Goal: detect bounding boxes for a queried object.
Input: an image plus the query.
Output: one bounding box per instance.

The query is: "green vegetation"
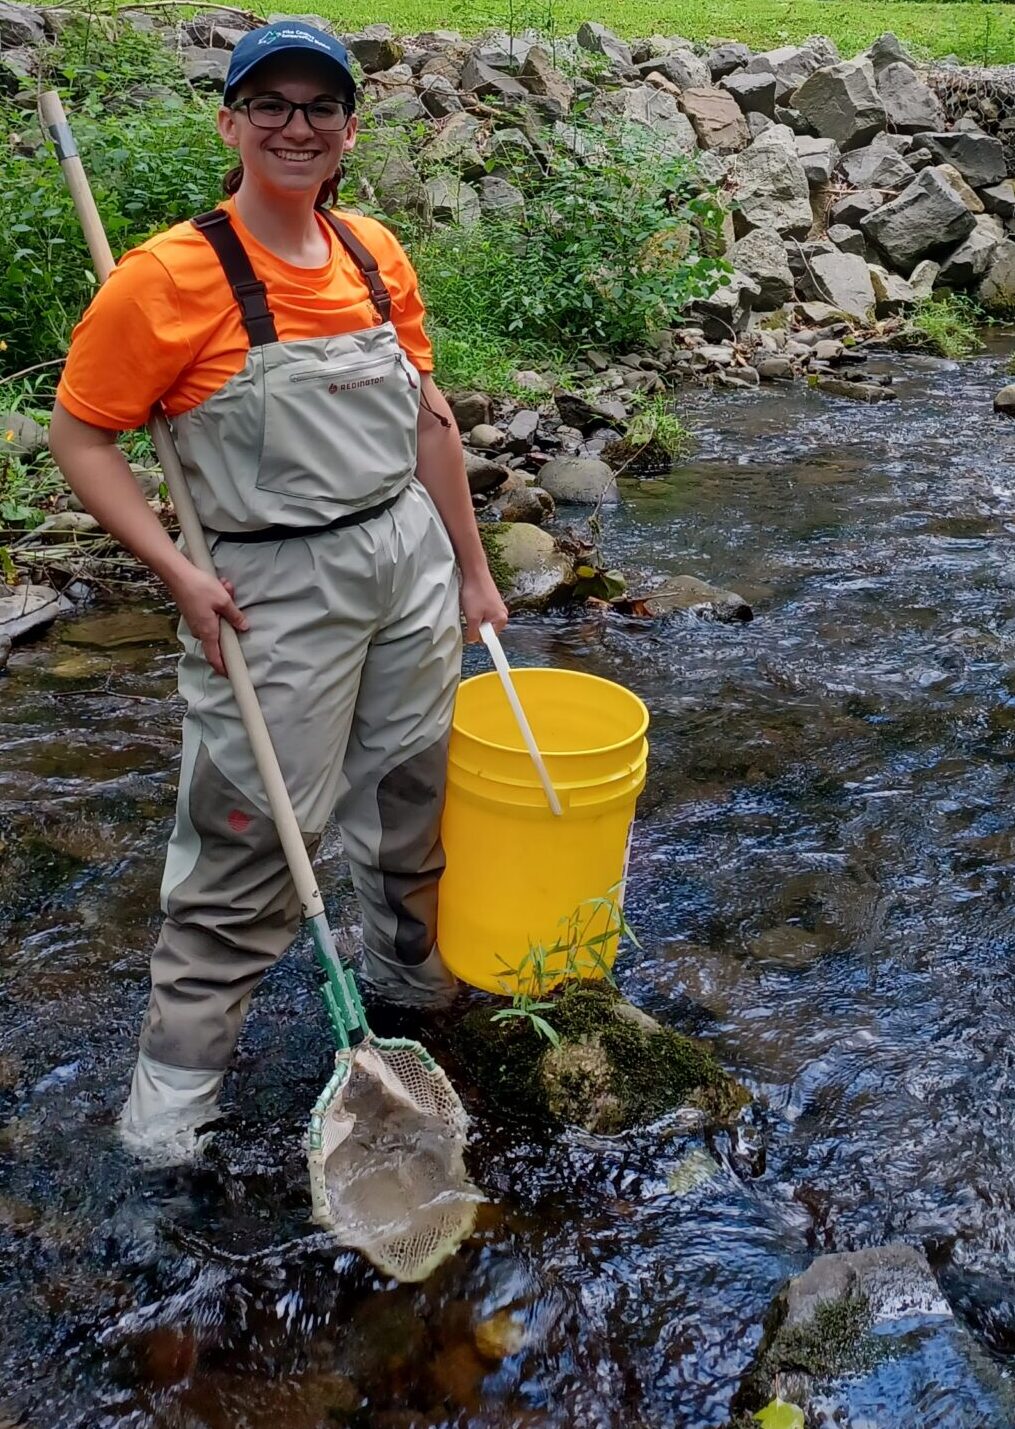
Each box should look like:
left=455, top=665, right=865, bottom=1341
left=734, top=1292, right=889, bottom=1417
left=2, top=16, right=728, bottom=388
left=898, top=294, right=985, bottom=357
left=772, top=1295, right=881, bottom=1381
left=605, top=392, right=693, bottom=472
left=406, top=117, right=729, bottom=392
left=0, top=377, right=63, bottom=537
left=1, top=19, right=226, bottom=371
left=282, top=0, right=1015, bottom=66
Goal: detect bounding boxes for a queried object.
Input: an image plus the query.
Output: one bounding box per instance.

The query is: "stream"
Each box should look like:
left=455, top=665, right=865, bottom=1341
left=3, top=341, right=1015, bottom=1426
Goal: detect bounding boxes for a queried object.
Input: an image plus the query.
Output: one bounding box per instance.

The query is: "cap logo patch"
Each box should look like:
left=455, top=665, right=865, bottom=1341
left=256, top=27, right=333, bottom=51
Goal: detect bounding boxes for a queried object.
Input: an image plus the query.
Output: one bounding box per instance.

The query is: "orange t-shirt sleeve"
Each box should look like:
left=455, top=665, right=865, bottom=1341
left=57, top=249, right=196, bottom=431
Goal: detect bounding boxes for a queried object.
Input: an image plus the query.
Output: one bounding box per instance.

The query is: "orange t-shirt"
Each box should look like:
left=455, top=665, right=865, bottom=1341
left=57, top=199, right=433, bottom=431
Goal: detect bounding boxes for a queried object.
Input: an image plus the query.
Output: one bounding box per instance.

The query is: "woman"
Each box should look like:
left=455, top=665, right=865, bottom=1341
left=49, top=22, right=508, bottom=1154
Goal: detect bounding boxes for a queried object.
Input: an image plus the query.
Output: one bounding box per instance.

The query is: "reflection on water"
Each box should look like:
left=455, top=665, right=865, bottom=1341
left=3, top=343, right=1015, bottom=1425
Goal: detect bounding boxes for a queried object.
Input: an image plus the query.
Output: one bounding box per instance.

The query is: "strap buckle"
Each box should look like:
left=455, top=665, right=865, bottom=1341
left=233, top=278, right=271, bottom=325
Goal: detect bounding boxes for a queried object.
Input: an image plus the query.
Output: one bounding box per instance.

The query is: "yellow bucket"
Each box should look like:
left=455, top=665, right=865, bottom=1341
left=438, top=667, right=649, bottom=994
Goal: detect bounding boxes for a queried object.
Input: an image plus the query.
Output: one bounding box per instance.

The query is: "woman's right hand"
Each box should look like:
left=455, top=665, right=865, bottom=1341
left=167, top=563, right=249, bottom=676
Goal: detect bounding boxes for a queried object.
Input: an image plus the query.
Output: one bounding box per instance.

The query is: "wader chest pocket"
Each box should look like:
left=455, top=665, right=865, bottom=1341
left=258, top=347, right=419, bottom=508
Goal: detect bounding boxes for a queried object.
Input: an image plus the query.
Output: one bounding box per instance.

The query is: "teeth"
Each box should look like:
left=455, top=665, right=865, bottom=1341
left=273, top=151, right=318, bottom=161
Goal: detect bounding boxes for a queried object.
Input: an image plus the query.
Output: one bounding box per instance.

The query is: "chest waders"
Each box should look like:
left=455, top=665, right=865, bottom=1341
left=123, top=208, right=463, bottom=1156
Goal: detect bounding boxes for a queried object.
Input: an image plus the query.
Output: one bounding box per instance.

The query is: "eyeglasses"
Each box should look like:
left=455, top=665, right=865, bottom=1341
left=231, top=96, right=353, bottom=132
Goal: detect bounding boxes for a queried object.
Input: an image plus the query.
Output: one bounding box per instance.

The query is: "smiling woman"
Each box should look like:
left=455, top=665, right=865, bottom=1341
left=46, top=22, right=507, bottom=1161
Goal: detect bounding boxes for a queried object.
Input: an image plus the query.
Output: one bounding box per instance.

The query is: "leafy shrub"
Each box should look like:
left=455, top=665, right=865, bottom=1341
left=409, top=117, right=730, bottom=372
left=1, top=20, right=226, bottom=371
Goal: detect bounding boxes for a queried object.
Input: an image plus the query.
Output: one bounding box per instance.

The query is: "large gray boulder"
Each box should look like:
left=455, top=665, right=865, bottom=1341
left=745, top=44, right=830, bottom=102
left=828, top=223, right=867, bottom=256
left=422, top=111, right=484, bottom=173
left=576, top=21, right=632, bottom=68
left=538, top=456, right=617, bottom=505
left=459, top=53, right=529, bottom=101
left=937, top=162, right=985, bottom=214
left=0, top=0, right=44, bottom=45
left=863, top=31, right=916, bottom=73
left=615, top=85, right=696, bottom=152
left=861, top=167, right=977, bottom=273
left=519, top=45, right=573, bottom=114
left=476, top=174, right=525, bottom=220
left=732, top=1244, right=1015, bottom=1428
left=181, top=47, right=231, bottom=89
left=796, top=250, right=876, bottom=321
left=938, top=214, right=1004, bottom=286
left=839, top=142, right=915, bottom=190
left=356, top=136, right=429, bottom=221
left=831, top=188, right=882, bottom=227
left=0, top=583, right=75, bottom=644
left=638, top=48, right=710, bottom=91
left=731, top=227, right=794, bottom=308
left=796, top=135, right=839, bottom=185
left=912, top=130, right=1006, bottom=190
left=0, top=411, right=47, bottom=459
left=721, top=70, right=777, bottom=118
left=485, top=523, right=575, bottom=612
left=794, top=60, right=886, bottom=152
left=876, top=61, right=944, bottom=133
left=679, top=87, right=750, bottom=152
left=707, top=41, right=752, bottom=79
left=981, top=179, right=1015, bottom=219
left=424, top=175, right=480, bottom=226
left=693, top=269, right=762, bottom=337
left=732, top=126, right=813, bottom=238
left=979, top=239, right=1015, bottom=313
left=347, top=26, right=404, bottom=73
left=869, top=263, right=917, bottom=314
left=485, top=127, right=541, bottom=184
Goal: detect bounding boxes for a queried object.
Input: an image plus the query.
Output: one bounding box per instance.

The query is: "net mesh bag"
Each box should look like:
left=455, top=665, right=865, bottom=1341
left=307, top=1040, right=479, bottom=1282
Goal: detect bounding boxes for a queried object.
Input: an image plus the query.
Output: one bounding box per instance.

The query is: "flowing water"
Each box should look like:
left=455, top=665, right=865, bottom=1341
left=4, top=343, right=1015, bottom=1426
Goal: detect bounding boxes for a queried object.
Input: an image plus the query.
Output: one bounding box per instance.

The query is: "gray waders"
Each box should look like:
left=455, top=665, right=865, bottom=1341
left=123, top=209, right=462, bottom=1153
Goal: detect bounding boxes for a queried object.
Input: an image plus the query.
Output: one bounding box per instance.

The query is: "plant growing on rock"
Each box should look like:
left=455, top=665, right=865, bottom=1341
left=454, top=893, right=748, bottom=1133
left=894, top=294, right=984, bottom=359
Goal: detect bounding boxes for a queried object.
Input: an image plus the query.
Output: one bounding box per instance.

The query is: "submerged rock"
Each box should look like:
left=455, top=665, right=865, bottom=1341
left=643, top=574, right=754, bottom=624
left=731, top=1244, right=1015, bottom=1428
left=61, top=611, right=176, bottom=649
left=454, top=980, right=749, bottom=1134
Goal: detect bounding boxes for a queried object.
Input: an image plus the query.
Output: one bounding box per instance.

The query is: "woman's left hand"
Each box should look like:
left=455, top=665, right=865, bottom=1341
left=460, top=570, right=509, bottom=643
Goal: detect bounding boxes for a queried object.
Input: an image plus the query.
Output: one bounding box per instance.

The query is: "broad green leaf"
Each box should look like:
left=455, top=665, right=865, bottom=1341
left=754, top=1399, right=805, bottom=1429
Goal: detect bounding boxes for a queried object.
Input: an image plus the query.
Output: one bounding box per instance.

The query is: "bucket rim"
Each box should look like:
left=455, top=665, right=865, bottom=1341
left=453, top=667, right=650, bottom=759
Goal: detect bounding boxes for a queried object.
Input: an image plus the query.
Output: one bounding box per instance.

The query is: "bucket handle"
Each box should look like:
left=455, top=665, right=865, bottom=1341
left=479, top=622, right=563, bottom=817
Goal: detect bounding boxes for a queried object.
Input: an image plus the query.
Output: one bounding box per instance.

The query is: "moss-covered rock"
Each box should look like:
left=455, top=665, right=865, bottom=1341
left=730, top=1243, right=1015, bottom=1427
left=453, top=980, right=748, bottom=1133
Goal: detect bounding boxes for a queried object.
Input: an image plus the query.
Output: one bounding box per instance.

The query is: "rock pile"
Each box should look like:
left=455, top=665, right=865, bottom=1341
left=6, top=4, right=1015, bottom=626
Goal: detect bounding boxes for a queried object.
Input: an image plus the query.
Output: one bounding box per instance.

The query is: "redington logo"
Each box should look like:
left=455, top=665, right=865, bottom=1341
left=327, top=376, right=385, bottom=394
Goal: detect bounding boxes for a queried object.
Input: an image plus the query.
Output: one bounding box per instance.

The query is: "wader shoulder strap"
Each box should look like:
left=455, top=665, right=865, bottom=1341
left=320, top=211, right=393, bottom=324
left=191, top=208, right=279, bottom=347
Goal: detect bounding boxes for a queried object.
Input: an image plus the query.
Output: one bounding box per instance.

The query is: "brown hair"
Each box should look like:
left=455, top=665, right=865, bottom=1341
left=222, top=164, right=341, bottom=209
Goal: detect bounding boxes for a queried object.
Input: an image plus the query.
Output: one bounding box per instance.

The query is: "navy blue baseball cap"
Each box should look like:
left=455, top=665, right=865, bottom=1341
left=224, top=23, right=356, bottom=104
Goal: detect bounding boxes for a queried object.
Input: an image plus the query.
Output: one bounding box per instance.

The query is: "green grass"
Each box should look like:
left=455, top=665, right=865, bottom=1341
left=273, top=0, right=1015, bottom=66
left=902, top=294, right=985, bottom=356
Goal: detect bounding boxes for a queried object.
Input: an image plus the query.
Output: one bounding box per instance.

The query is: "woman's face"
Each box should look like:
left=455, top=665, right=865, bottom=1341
left=218, top=53, right=357, bottom=200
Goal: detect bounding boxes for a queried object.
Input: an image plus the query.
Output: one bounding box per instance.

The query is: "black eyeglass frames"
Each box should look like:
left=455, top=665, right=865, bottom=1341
left=231, top=96, right=353, bottom=132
